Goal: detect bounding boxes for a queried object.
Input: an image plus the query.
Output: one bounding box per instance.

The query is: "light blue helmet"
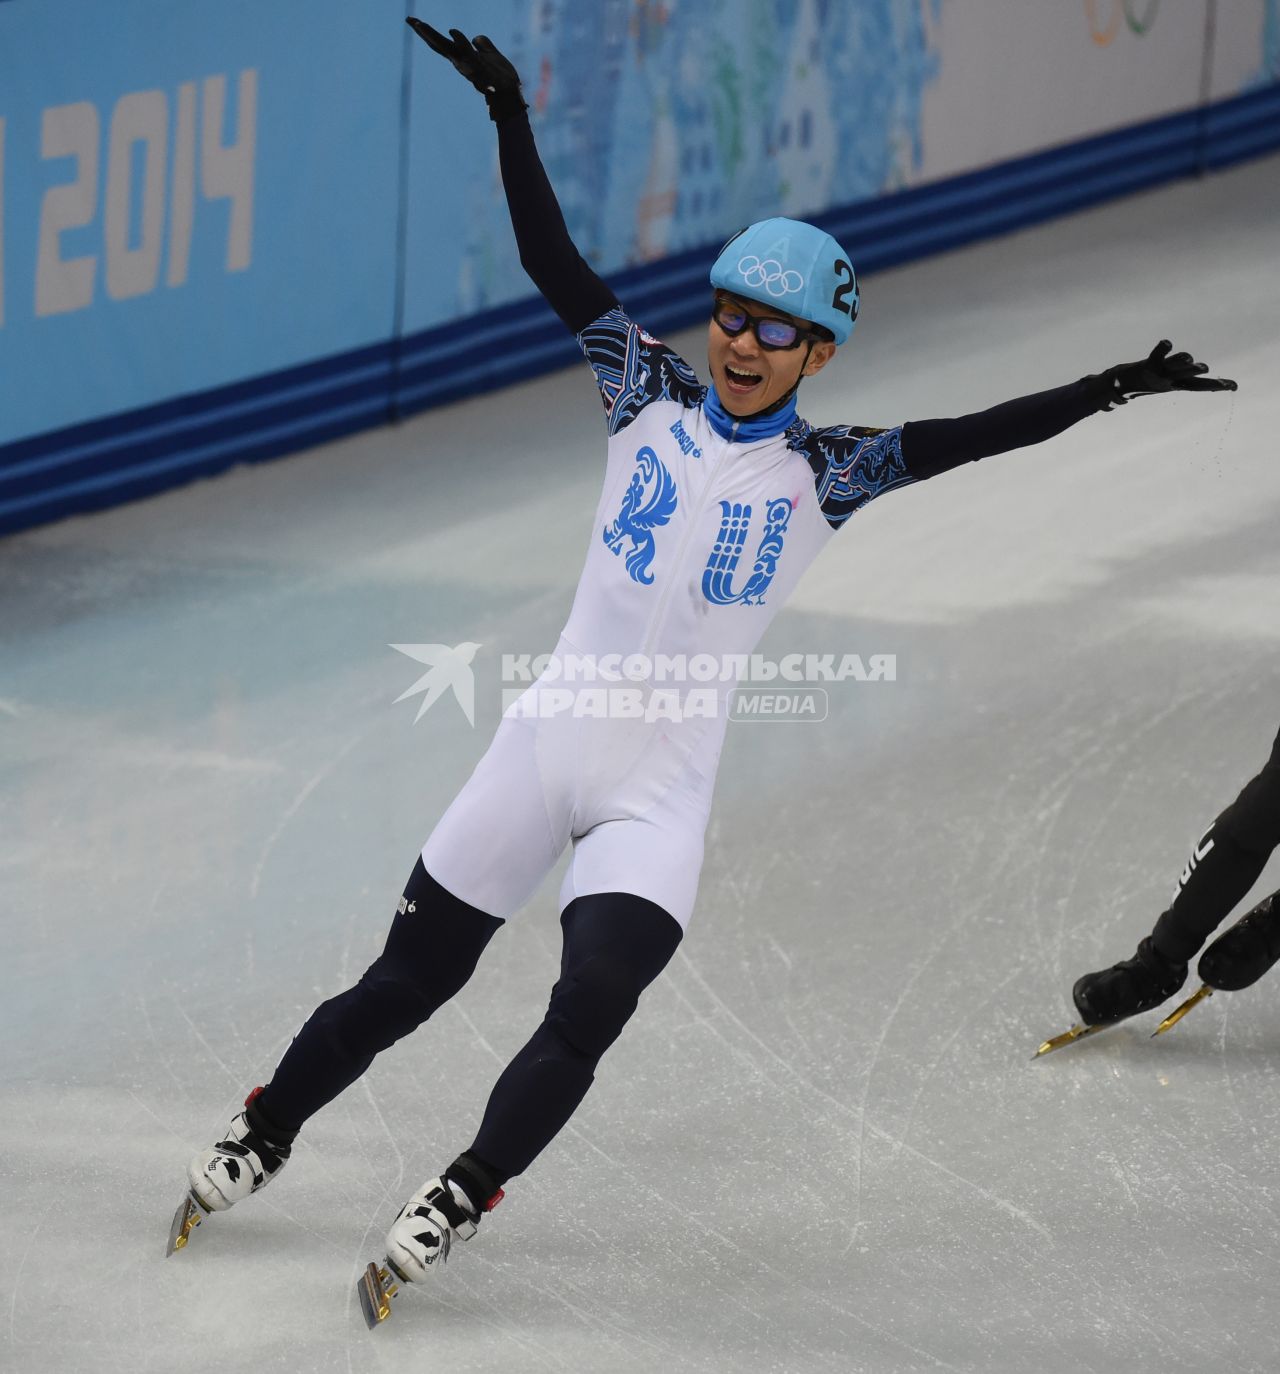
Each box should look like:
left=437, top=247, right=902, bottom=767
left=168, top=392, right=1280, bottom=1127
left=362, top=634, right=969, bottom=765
left=709, top=217, right=859, bottom=345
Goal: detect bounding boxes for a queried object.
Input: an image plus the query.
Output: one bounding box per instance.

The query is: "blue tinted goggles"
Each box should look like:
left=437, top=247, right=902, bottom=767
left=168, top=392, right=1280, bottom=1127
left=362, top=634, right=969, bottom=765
left=712, top=294, right=825, bottom=351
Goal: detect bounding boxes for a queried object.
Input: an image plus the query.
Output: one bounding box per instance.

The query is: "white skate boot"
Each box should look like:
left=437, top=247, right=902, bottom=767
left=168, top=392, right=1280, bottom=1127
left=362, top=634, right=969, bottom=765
left=386, top=1177, right=481, bottom=1279
left=166, top=1086, right=295, bottom=1255
left=358, top=1153, right=504, bottom=1326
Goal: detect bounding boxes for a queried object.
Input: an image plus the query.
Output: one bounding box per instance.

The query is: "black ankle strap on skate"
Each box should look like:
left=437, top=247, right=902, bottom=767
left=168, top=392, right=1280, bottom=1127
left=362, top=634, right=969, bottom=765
left=227, top=1124, right=288, bottom=1177
left=244, top=1085, right=298, bottom=1153
left=445, top=1151, right=506, bottom=1214
left=426, top=1181, right=478, bottom=1237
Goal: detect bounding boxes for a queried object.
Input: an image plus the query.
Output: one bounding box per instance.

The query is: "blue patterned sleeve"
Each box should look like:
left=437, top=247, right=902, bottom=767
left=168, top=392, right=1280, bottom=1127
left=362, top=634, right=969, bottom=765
left=576, top=308, right=706, bottom=437
left=788, top=422, right=915, bottom=530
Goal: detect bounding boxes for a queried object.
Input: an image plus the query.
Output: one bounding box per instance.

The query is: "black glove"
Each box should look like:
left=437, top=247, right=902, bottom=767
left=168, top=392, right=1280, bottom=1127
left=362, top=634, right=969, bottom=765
left=1092, top=340, right=1237, bottom=409
left=406, top=18, right=528, bottom=123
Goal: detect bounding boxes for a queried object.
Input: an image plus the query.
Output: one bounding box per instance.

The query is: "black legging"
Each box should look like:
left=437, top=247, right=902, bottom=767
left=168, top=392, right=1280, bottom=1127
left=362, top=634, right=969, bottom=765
left=1151, top=723, right=1280, bottom=964
left=257, top=858, right=681, bottom=1187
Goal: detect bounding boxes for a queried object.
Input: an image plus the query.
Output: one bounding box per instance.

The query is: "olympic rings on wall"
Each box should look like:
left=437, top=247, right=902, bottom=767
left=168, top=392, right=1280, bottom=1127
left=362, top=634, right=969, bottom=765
left=1085, top=0, right=1162, bottom=47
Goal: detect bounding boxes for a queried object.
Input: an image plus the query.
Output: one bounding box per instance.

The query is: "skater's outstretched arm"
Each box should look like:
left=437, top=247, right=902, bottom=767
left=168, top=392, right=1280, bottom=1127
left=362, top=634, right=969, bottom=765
left=901, top=341, right=1236, bottom=480
left=407, top=19, right=618, bottom=334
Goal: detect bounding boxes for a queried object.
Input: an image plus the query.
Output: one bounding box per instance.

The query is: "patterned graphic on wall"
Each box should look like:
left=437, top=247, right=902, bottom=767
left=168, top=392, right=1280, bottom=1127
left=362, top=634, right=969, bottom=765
left=450, top=0, right=943, bottom=325
left=1264, top=0, right=1280, bottom=81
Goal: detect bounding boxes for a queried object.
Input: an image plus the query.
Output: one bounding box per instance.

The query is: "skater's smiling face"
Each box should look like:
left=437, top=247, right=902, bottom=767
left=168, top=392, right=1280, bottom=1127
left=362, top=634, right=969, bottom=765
left=708, top=292, right=837, bottom=417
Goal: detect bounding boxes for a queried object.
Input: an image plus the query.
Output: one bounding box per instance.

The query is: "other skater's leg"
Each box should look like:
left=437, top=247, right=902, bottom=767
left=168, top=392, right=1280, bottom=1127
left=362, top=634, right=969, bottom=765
left=1152, top=881, right=1280, bottom=1035
left=1071, top=727, right=1280, bottom=1029
left=1149, top=727, right=1280, bottom=963
left=1196, top=886, right=1280, bottom=990
left=384, top=891, right=682, bottom=1282
left=1070, top=819, right=1263, bottom=1030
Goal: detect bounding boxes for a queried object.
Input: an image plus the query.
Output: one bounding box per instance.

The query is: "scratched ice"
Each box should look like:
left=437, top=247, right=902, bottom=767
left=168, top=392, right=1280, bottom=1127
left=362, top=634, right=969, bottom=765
left=2, top=155, right=1278, bottom=1373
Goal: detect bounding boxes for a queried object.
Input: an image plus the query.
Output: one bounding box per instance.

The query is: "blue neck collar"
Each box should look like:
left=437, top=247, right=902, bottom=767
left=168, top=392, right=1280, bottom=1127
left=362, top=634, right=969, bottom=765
left=703, top=384, right=798, bottom=442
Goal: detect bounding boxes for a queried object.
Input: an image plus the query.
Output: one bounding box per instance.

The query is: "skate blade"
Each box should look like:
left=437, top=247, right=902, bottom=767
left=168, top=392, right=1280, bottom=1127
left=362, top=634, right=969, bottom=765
left=1034, top=1022, right=1107, bottom=1059
left=1152, top=984, right=1213, bottom=1037
left=165, top=1192, right=207, bottom=1257
left=358, top=1261, right=400, bottom=1328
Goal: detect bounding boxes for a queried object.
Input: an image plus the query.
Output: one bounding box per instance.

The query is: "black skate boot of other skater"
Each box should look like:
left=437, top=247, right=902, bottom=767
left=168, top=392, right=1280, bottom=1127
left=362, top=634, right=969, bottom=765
left=1037, top=936, right=1190, bottom=1056
left=1155, top=891, right=1280, bottom=1035
left=1198, top=892, right=1280, bottom=991
left=1073, top=937, right=1188, bottom=1027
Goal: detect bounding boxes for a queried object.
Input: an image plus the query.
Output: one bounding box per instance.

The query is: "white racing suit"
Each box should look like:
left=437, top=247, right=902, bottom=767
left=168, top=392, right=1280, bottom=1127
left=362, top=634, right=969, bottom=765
left=423, top=308, right=912, bottom=928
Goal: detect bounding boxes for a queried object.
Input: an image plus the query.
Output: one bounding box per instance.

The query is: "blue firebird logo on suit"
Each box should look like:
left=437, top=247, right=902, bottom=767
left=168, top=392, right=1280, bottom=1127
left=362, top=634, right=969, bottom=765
left=603, top=446, right=678, bottom=585
left=703, top=497, right=793, bottom=606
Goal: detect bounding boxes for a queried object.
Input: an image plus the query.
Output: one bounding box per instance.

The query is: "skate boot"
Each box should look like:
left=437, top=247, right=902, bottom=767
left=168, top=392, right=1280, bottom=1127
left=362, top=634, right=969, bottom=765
left=1155, top=890, right=1280, bottom=1035
left=358, top=1152, right=504, bottom=1327
left=1072, top=936, right=1188, bottom=1027
left=1037, top=937, right=1187, bottom=1057
left=166, top=1086, right=296, bottom=1255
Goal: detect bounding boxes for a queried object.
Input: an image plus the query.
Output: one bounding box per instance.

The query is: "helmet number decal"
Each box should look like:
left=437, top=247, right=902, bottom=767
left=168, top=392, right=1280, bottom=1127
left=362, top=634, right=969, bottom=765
left=830, top=259, right=857, bottom=318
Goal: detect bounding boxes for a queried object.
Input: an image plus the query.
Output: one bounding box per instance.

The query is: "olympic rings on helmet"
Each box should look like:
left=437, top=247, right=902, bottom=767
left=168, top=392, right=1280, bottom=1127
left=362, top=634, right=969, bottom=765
left=736, top=255, right=805, bottom=298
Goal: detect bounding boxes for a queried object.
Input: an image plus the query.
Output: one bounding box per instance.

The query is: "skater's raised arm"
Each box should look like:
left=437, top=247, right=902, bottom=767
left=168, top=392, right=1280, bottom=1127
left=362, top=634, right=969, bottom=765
left=495, top=114, right=619, bottom=332
left=407, top=19, right=618, bottom=334
left=901, top=340, right=1236, bottom=480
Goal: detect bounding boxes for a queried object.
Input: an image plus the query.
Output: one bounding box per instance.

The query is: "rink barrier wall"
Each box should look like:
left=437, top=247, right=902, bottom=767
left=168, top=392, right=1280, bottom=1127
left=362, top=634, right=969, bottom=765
left=2, top=83, right=1278, bottom=538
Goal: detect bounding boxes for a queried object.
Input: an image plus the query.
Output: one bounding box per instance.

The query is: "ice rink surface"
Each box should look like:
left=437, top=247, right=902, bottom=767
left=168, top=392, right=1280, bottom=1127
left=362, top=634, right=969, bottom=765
left=3, top=153, right=1278, bottom=1374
